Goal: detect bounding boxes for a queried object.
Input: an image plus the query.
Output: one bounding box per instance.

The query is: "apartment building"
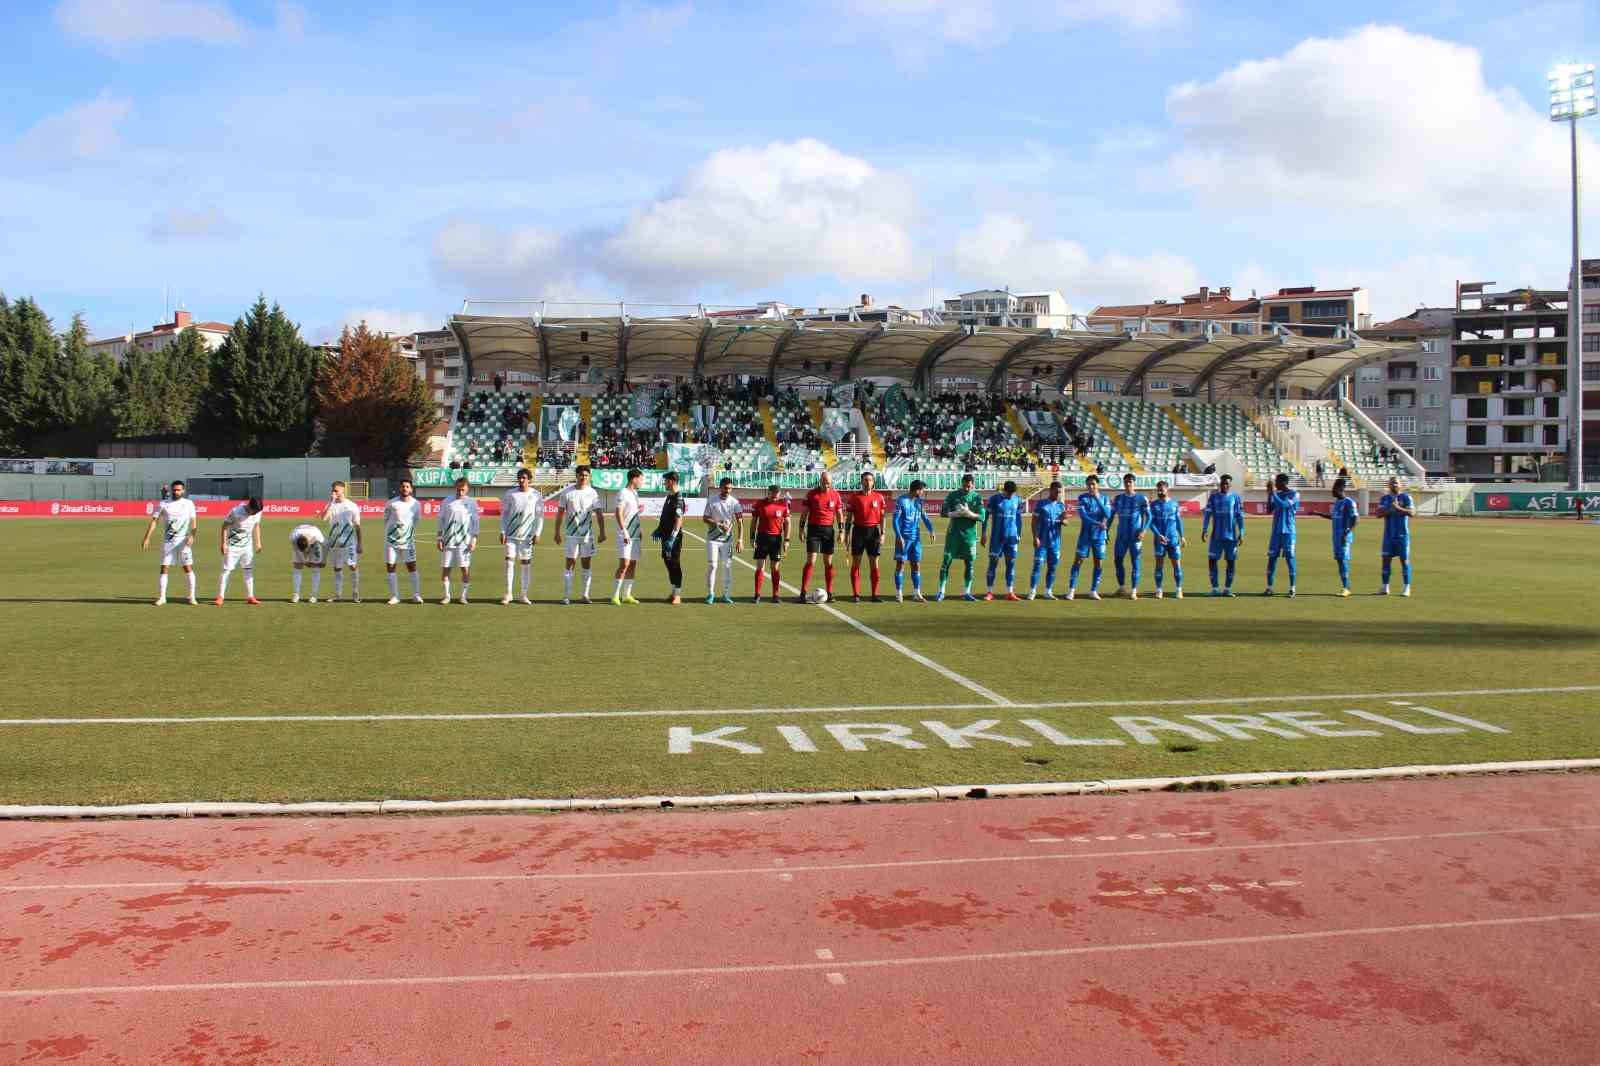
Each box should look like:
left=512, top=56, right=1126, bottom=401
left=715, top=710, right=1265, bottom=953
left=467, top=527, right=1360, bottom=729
left=1258, top=286, right=1371, bottom=336
left=414, top=328, right=464, bottom=424
left=1582, top=258, right=1599, bottom=481
left=944, top=288, right=1072, bottom=329
left=88, top=310, right=231, bottom=363
left=1354, top=309, right=1453, bottom=475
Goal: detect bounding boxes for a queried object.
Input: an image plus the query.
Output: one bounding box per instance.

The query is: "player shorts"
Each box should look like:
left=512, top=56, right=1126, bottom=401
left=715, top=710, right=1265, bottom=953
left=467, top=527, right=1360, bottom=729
left=805, top=524, right=836, bottom=555
left=988, top=537, right=1019, bottom=560
left=617, top=536, right=641, bottom=562
left=1268, top=533, right=1296, bottom=556
left=329, top=545, right=358, bottom=568
left=1381, top=535, right=1410, bottom=560
left=160, top=540, right=193, bottom=568
left=1153, top=539, right=1181, bottom=560
left=850, top=526, right=882, bottom=558
left=563, top=534, right=596, bottom=560
left=1332, top=533, right=1353, bottom=562
left=222, top=546, right=254, bottom=571
left=1114, top=535, right=1143, bottom=556
left=441, top=547, right=473, bottom=569
left=753, top=532, right=785, bottom=562
left=386, top=544, right=416, bottom=566
left=1074, top=532, right=1106, bottom=559
left=943, top=535, right=978, bottom=563
left=706, top=539, right=735, bottom=567
left=503, top=537, right=535, bottom=562
left=894, top=536, right=923, bottom=563
left=291, top=541, right=325, bottom=566
left=1207, top=539, right=1239, bottom=562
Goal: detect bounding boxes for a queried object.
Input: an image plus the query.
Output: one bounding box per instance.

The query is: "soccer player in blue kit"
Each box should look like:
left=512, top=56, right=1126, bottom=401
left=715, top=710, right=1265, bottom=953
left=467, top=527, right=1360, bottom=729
left=981, top=480, right=1024, bottom=601
left=1148, top=479, right=1185, bottom=600
left=892, top=479, right=935, bottom=603
left=1027, top=481, right=1067, bottom=601
left=1377, top=475, right=1414, bottom=597
left=1321, top=476, right=1359, bottom=597
left=1264, top=472, right=1300, bottom=598
left=1066, top=474, right=1111, bottom=601
left=1201, top=472, right=1244, bottom=597
left=1110, top=472, right=1151, bottom=599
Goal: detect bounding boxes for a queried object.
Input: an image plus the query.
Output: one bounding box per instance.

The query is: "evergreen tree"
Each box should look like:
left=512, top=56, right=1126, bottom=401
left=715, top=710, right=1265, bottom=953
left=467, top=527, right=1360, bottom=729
left=0, top=296, right=58, bottom=455
left=114, top=326, right=210, bottom=438
left=195, top=296, right=321, bottom=456
left=47, top=313, right=118, bottom=452
left=316, top=322, right=433, bottom=466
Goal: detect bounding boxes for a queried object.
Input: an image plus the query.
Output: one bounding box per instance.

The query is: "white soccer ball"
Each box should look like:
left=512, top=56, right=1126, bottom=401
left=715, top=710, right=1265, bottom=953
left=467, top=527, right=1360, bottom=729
left=808, top=588, right=829, bottom=605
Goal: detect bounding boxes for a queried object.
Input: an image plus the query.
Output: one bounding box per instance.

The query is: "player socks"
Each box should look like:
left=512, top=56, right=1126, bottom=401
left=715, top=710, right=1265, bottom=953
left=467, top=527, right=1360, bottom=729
left=351, top=569, right=359, bottom=599
left=335, top=570, right=344, bottom=598
left=1224, top=560, right=1236, bottom=590
left=936, top=560, right=949, bottom=596
left=1068, top=558, right=1082, bottom=590
left=770, top=566, right=780, bottom=593
left=1029, top=557, right=1042, bottom=592
left=1003, top=557, right=1016, bottom=591
left=1209, top=559, right=1219, bottom=590
left=521, top=563, right=532, bottom=597
left=1337, top=559, right=1350, bottom=588
left=409, top=571, right=420, bottom=598
left=1090, top=562, right=1103, bottom=593
left=962, top=561, right=973, bottom=595
left=1266, top=553, right=1278, bottom=588
left=158, top=573, right=169, bottom=600
left=614, top=577, right=626, bottom=600
left=824, top=563, right=835, bottom=596
left=293, top=570, right=303, bottom=597
left=801, top=561, right=814, bottom=595
left=911, top=570, right=922, bottom=595
left=870, top=563, right=880, bottom=598
left=311, top=570, right=321, bottom=597
left=1045, top=557, right=1057, bottom=594
left=894, top=569, right=903, bottom=593
left=1402, top=562, right=1412, bottom=586
left=442, top=576, right=451, bottom=599
left=563, top=571, right=574, bottom=599
left=1286, top=555, right=1297, bottom=586
left=583, top=571, right=594, bottom=599
left=1381, top=559, right=1392, bottom=585
left=1172, top=563, right=1182, bottom=589
left=243, top=569, right=254, bottom=599
left=186, top=571, right=196, bottom=600
left=387, top=572, right=398, bottom=598
left=507, top=560, right=517, bottom=596
left=851, top=564, right=861, bottom=597
left=1130, top=553, right=1141, bottom=589
left=755, top=570, right=765, bottom=598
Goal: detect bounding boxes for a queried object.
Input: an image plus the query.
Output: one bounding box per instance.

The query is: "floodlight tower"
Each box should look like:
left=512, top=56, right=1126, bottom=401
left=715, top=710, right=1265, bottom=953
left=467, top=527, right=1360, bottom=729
left=1550, top=63, right=1595, bottom=490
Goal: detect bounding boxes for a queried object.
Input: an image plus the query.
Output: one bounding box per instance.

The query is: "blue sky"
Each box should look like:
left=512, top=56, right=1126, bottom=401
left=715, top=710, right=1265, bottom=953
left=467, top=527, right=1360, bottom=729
left=3, top=0, right=1597, bottom=342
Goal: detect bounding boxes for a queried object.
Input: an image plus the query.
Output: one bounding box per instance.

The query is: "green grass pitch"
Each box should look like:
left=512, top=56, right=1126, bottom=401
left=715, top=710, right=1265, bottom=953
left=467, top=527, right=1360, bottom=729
left=0, top=515, right=1596, bottom=806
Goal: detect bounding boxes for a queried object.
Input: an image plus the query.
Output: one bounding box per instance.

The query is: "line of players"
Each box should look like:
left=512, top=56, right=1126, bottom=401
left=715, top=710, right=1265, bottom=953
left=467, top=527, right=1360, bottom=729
left=141, top=466, right=1417, bottom=606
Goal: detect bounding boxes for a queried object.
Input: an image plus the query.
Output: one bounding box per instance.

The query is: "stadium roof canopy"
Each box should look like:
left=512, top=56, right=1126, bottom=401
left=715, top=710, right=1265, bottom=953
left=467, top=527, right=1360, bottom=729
left=449, top=303, right=1419, bottom=399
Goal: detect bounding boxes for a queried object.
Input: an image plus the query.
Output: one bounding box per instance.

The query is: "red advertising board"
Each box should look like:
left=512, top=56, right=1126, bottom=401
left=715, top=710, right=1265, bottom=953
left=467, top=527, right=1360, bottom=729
left=0, top=499, right=528, bottom=518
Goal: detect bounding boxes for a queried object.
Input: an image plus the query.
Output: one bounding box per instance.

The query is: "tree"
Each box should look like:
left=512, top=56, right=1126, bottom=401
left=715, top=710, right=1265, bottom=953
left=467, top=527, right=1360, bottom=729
left=113, top=327, right=210, bottom=439
left=195, top=296, right=321, bottom=456
left=44, top=313, right=118, bottom=453
left=0, top=295, right=58, bottom=455
left=316, top=321, right=433, bottom=466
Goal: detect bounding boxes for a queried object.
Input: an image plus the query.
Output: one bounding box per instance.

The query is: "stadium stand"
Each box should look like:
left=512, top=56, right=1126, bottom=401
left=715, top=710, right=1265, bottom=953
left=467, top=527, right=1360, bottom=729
left=1290, top=403, right=1411, bottom=482
left=1174, top=401, right=1287, bottom=481
left=771, top=390, right=823, bottom=470
left=873, top=392, right=1034, bottom=475
left=1057, top=398, right=1123, bottom=473
left=1099, top=399, right=1195, bottom=475
left=448, top=389, right=532, bottom=466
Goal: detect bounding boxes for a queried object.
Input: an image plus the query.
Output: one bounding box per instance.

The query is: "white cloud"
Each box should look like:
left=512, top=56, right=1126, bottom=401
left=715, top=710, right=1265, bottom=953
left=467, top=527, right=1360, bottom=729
left=842, top=0, right=1181, bottom=46
left=948, top=214, right=1201, bottom=311
left=145, top=207, right=242, bottom=244
left=1165, top=25, right=1595, bottom=219
left=56, top=0, right=246, bottom=46
left=15, top=92, right=132, bottom=161
left=598, top=139, right=919, bottom=289
left=431, top=220, right=567, bottom=294
left=337, top=309, right=439, bottom=340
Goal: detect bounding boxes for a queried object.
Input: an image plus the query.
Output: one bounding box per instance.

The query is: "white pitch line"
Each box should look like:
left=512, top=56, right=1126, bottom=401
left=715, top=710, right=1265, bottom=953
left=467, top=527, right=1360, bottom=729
left=4, top=911, right=1596, bottom=999
left=4, top=823, right=1596, bottom=895
left=683, top=529, right=1011, bottom=706
left=2, top=684, right=1597, bottom=727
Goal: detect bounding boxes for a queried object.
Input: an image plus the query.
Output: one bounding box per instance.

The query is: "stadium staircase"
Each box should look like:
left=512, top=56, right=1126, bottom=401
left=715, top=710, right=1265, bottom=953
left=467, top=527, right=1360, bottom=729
left=1287, top=402, right=1412, bottom=483
left=1058, top=398, right=1125, bottom=472
left=522, top=395, right=543, bottom=466
left=1161, top=405, right=1206, bottom=471
left=1245, top=406, right=1313, bottom=483
left=1003, top=404, right=1046, bottom=470
left=1173, top=402, right=1287, bottom=484
left=806, top=397, right=838, bottom=466
left=1088, top=403, right=1145, bottom=474
left=857, top=405, right=888, bottom=469
left=576, top=396, right=592, bottom=465
left=757, top=399, right=781, bottom=450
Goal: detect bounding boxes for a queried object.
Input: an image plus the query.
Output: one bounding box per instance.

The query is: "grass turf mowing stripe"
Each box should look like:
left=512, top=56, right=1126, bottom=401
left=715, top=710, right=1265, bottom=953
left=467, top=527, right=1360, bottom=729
left=4, top=684, right=1596, bottom=726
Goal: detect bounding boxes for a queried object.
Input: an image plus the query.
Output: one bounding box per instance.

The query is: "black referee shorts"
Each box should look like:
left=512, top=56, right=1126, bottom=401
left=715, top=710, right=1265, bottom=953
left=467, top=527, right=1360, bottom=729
left=805, top=524, right=836, bottom=556
left=753, top=532, right=786, bottom=561
left=849, top=526, right=882, bottom=558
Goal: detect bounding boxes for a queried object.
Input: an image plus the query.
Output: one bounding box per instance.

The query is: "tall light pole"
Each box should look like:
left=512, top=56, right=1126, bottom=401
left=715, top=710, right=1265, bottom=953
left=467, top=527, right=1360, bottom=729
left=1550, top=63, right=1595, bottom=490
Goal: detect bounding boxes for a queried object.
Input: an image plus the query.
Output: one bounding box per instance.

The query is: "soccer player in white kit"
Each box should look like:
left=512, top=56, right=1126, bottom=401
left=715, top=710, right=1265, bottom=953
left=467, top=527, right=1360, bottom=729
left=321, top=480, right=363, bottom=603
left=288, top=522, right=325, bottom=603
left=215, top=497, right=264, bottom=605
left=611, top=467, right=645, bottom=606
left=141, top=479, right=199, bottom=605
left=384, top=478, right=425, bottom=605
left=555, top=465, right=607, bottom=605
left=500, top=467, right=545, bottom=605
left=436, top=477, right=481, bottom=604
left=703, top=477, right=743, bottom=605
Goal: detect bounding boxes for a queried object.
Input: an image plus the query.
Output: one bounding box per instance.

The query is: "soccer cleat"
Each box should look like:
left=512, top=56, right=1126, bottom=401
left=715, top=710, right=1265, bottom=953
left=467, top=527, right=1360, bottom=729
left=1287, top=588, right=1297, bottom=599
left=610, top=595, right=623, bottom=606
left=412, top=595, right=424, bottom=605
left=1129, top=589, right=1138, bottom=601
left=1401, top=586, right=1411, bottom=598
left=187, top=597, right=199, bottom=605
left=1224, top=589, right=1236, bottom=598
left=770, top=596, right=782, bottom=604
left=246, top=597, right=261, bottom=605
left=331, top=595, right=341, bottom=604
left=353, top=597, right=361, bottom=604
left=1044, top=591, right=1056, bottom=600
left=795, top=594, right=810, bottom=604
left=291, top=594, right=300, bottom=604
left=1004, top=592, right=1021, bottom=602
left=1065, top=588, right=1075, bottom=601
left=984, top=592, right=995, bottom=602
left=439, top=596, right=451, bottom=605
left=1263, top=588, right=1274, bottom=597
left=458, top=595, right=469, bottom=605
left=1210, top=588, right=1221, bottom=597
left=706, top=594, right=716, bottom=605
left=670, top=595, right=682, bottom=605
left=153, top=597, right=166, bottom=606
left=309, top=596, right=318, bottom=604
left=1174, top=588, right=1183, bottom=599
left=754, top=595, right=764, bottom=605
left=1089, top=591, right=1101, bottom=601
left=852, top=595, right=860, bottom=604
left=962, top=593, right=977, bottom=602
left=913, top=592, right=927, bottom=603
left=213, top=596, right=225, bottom=606
left=561, top=597, right=571, bottom=605
left=896, top=591, right=904, bottom=603
left=1115, top=586, right=1127, bottom=598
left=934, top=590, right=946, bottom=602
left=520, top=596, right=533, bottom=605
left=1027, top=590, right=1037, bottom=601
left=720, top=594, right=736, bottom=605
left=871, top=595, right=882, bottom=603
left=624, top=595, right=641, bottom=605
left=1339, top=588, right=1351, bottom=598
left=1154, top=589, right=1163, bottom=600
left=1379, top=585, right=1390, bottom=596
left=503, top=595, right=514, bottom=605
left=387, top=596, right=400, bottom=605
left=582, top=596, right=592, bottom=605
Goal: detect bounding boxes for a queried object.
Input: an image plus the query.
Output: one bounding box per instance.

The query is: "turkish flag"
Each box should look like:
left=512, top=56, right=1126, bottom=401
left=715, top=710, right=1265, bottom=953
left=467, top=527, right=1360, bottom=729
left=1485, top=494, right=1510, bottom=510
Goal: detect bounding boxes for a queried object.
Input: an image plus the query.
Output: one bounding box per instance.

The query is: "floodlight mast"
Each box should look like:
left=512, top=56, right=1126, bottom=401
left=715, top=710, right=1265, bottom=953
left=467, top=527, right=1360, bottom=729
left=1550, top=63, right=1596, bottom=490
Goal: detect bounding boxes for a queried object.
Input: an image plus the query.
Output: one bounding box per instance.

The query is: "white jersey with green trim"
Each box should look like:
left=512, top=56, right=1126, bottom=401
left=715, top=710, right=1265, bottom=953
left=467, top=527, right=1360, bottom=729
left=384, top=497, right=423, bottom=549
left=558, top=485, right=601, bottom=540
left=616, top=487, right=642, bottom=542
left=500, top=488, right=546, bottom=542
left=289, top=523, right=324, bottom=547
left=704, top=496, right=742, bottom=542
left=324, top=499, right=361, bottom=549
left=155, top=498, right=197, bottom=544
left=221, top=504, right=260, bottom=549
left=437, top=496, right=481, bottom=548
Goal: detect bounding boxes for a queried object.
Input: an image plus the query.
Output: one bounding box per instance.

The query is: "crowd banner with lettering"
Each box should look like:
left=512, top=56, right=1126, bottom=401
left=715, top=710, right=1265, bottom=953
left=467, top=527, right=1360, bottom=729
left=953, top=419, right=975, bottom=455
left=1023, top=410, right=1063, bottom=442
left=0, top=458, right=114, bottom=475
left=832, top=383, right=856, bottom=410
left=1474, top=490, right=1600, bottom=514
left=820, top=408, right=852, bottom=444
left=540, top=405, right=579, bottom=443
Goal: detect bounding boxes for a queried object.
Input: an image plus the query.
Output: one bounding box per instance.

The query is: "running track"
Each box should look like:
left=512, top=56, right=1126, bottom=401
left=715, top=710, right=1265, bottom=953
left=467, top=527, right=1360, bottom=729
left=2, top=775, right=1597, bottom=1064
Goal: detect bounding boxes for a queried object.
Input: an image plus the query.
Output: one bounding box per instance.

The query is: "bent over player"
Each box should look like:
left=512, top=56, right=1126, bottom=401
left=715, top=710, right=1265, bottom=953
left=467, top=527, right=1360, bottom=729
left=289, top=520, right=325, bottom=603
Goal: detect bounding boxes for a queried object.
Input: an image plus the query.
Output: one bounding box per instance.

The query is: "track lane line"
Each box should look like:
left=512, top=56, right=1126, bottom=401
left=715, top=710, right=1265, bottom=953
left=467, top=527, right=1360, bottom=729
left=6, top=822, right=1597, bottom=894
left=2, top=683, right=1595, bottom=727
left=5, top=911, right=1596, bottom=999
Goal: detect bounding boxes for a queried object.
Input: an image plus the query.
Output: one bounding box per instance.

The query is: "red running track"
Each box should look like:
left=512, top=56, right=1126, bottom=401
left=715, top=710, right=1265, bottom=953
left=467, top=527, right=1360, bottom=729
left=2, top=775, right=1598, bottom=1065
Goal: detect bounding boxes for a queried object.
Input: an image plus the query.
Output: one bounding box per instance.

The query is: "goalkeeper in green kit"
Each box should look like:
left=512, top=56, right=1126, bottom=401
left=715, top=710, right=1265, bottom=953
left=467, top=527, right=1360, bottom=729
left=937, top=473, right=985, bottom=602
